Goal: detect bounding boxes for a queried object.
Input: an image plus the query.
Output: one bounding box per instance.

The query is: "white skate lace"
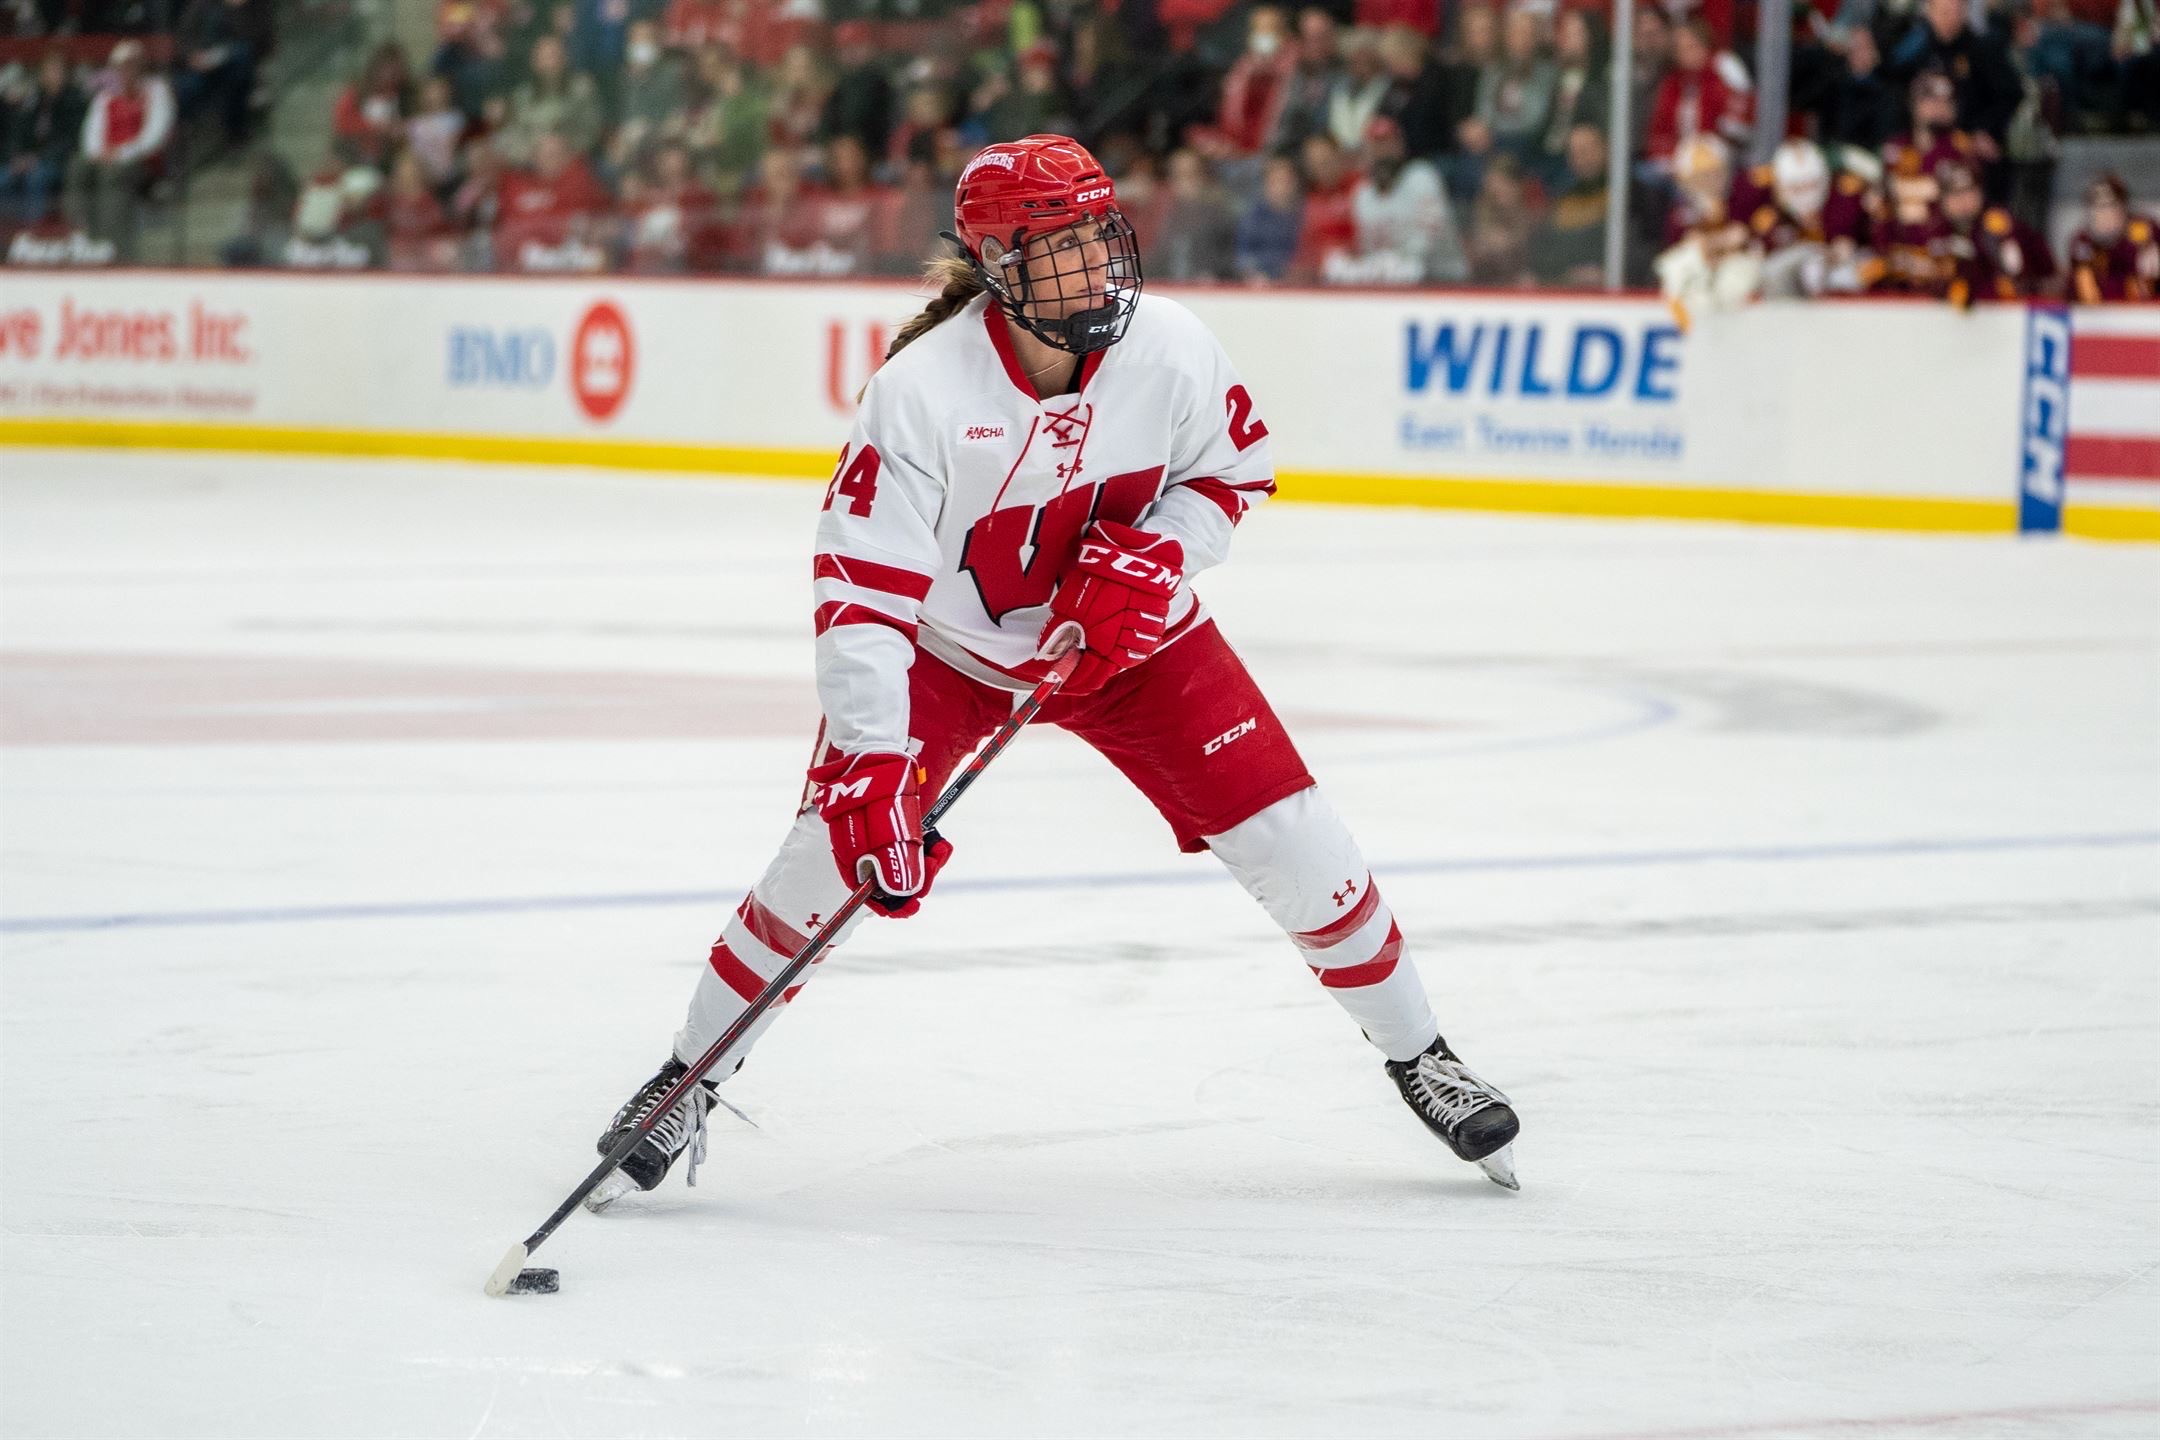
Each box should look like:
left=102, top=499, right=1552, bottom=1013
left=1408, top=1055, right=1510, bottom=1131
left=625, top=1071, right=715, bottom=1187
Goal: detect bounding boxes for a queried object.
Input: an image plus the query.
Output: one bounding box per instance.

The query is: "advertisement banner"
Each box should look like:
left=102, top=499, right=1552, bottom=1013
left=0, top=271, right=2147, bottom=539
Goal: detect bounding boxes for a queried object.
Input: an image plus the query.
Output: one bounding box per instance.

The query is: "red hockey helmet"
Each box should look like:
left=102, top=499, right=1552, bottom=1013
left=949, top=134, right=1143, bottom=355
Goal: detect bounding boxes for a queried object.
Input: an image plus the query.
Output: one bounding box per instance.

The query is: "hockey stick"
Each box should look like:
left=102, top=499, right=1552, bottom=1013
left=485, top=649, right=1080, bottom=1296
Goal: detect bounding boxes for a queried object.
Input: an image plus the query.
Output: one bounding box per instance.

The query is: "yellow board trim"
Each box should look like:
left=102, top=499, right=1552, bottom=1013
left=3, top=417, right=2154, bottom=542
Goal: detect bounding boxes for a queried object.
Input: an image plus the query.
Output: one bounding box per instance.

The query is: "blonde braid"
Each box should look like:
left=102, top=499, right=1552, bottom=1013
left=884, top=254, right=987, bottom=361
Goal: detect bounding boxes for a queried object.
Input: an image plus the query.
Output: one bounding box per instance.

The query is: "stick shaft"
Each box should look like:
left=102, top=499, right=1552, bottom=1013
left=516, top=652, right=1077, bottom=1255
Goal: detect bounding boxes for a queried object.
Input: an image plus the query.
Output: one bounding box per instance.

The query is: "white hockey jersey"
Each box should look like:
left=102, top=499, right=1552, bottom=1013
left=810, top=291, right=1278, bottom=755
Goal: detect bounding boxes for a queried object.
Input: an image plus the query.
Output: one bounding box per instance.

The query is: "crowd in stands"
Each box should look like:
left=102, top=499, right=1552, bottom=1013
left=1, top=0, right=273, bottom=258
left=1, top=0, right=2155, bottom=297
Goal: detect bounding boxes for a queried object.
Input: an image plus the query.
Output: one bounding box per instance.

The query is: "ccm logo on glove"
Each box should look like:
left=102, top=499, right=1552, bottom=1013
left=807, top=751, right=952, bottom=918
left=1038, top=520, right=1185, bottom=697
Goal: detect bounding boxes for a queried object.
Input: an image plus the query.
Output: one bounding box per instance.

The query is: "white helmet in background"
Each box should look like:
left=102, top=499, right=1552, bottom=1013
left=1772, top=140, right=1831, bottom=221
left=1673, top=134, right=1732, bottom=204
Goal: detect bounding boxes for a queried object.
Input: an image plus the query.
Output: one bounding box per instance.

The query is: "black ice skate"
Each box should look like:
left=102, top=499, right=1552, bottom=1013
left=584, top=1057, right=718, bottom=1214
left=1385, top=1035, right=1521, bottom=1191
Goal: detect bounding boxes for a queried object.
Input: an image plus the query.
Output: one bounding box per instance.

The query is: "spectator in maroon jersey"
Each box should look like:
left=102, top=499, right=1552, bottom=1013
left=1290, top=129, right=1358, bottom=280
left=331, top=41, right=410, bottom=169
left=1871, top=148, right=1952, bottom=293
left=1645, top=18, right=1751, bottom=167
left=1880, top=69, right=1985, bottom=184
left=383, top=147, right=459, bottom=270
left=80, top=40, right=176, bottom=261
left=2067, top=174, right=2160, bottom=302
left=1935, top=159, right=2056, bottom=304
left=1216, top=5, right=1297, bottom=157
left=494, top=127, right=612, bottom=268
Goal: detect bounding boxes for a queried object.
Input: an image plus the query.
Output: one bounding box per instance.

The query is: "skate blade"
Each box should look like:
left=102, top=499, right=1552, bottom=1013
left=584, top=1168, right=638, bottom=1215
left=1477, top=1143, right=1520, bottom=1192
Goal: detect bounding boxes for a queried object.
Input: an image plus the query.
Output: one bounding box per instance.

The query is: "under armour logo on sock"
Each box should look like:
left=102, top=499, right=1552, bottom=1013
left=1331, top=878, right=1359, bottom=907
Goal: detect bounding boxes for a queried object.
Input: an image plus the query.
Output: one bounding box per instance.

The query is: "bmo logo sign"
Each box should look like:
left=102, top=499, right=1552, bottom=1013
left=569, top=300, right=634, bottom=422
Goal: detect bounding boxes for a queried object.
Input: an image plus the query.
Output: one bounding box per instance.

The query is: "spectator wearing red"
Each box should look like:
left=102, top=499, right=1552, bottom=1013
left=1216, top=5, right=1297, bottom=155
left=1935, top=160, right=2055, bottom=304
left=625, top=139, right=722, bottom=271
left=1355, top=0, right=1437, bottom=36
left=1880, top=67, right=1987, bottom=183
left=1645, top=18, right=1752, bottom=166
left=813, top=133, right=887, bottom=272
left=2067, top=174, right=2159, bottom=302
left=80, top=40, right=176, bottom=261
left=1269, top=6, right=1347, bottom=151
left=662, top=0, right=731, bottom=51
left=494, top=128, right=612, bottom=269
left=332, top=42, right=411, bottom=169
left=731, top=143, right=831, bottom=274
left=1290, top=130, right=1360, bottom=280
left=383, top=148, right=458, bottom=270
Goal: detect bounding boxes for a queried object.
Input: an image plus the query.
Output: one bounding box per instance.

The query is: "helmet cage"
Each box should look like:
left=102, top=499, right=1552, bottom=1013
left=945, top=207, right=1144, bottom=356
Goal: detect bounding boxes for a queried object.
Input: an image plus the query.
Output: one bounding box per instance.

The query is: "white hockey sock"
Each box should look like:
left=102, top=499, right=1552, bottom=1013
left=673, top=808, right=869, bottom=1071
left=1205, top=786, right=1441, bottom=1062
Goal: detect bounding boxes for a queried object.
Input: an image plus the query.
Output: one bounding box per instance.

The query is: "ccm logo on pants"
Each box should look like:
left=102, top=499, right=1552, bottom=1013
left=1203, top=718, right=1257, bottom=756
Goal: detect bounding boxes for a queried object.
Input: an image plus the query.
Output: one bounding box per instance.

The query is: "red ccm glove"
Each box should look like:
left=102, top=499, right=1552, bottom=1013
left=1037, top=521, right=1185, bottom=695
left=807, top=750, right=952, bottom=918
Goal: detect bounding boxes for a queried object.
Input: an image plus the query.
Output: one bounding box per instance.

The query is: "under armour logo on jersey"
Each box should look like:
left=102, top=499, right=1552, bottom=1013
left=1202, top=717, right=1257, bottom=756
left=1332, top=877, right=1359, bottom=907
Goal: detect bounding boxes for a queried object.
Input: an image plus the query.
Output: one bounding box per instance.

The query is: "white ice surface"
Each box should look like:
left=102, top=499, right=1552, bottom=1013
left=2, top=451, right=2156, bottom=1439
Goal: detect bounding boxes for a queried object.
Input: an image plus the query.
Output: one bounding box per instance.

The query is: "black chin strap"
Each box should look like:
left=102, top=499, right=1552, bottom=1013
left=941, top=228, right=1121, bottom=357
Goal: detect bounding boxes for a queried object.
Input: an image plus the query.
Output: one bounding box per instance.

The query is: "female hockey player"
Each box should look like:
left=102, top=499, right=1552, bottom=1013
left=588, top=134, right=1520, bottom=1207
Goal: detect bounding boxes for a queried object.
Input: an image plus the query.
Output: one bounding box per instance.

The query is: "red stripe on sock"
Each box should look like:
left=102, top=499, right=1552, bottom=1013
left=735, top=893, right=809, bottom=959
left=1293, top=879, right=1382, bottom=951
left=706, top=939, right=768, bottom=1004
left=1310, top=921, right=1402, bottom=989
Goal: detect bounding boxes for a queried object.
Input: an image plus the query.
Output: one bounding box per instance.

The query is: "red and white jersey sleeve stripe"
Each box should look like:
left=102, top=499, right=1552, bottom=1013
left=1142, top=324, right=1277, bottom=577
left=810, top=382, right=945, bottom=756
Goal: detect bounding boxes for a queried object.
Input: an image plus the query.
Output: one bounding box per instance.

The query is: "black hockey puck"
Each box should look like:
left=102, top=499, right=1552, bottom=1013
left=505, top=1268, right=559, bottom=1295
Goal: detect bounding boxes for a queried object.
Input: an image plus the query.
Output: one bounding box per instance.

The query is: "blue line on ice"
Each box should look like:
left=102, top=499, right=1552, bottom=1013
left=4, top=830, right=2154, bottom=934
